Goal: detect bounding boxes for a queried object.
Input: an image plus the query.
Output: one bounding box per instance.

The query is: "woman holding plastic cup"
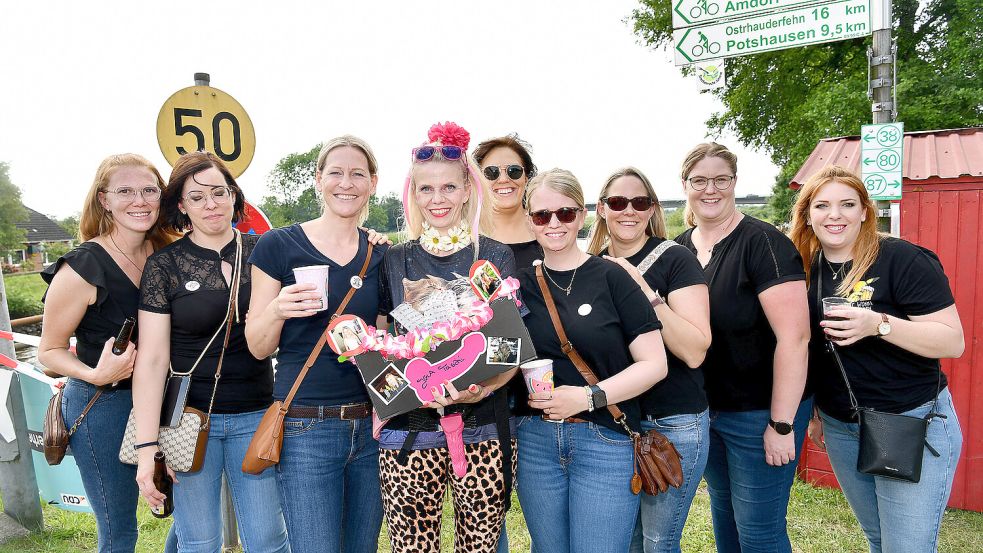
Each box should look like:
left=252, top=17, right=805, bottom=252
left=376, top=121, right=520, bottom=553
left=790, top=165, right=964, bottom=552
left=587, top=166, right=711, bottom=553
left=246, top=135, right=388, bottom=553
left=517, top=168, right=668, bottom=553
left=132, top=151, right=289, bottom=552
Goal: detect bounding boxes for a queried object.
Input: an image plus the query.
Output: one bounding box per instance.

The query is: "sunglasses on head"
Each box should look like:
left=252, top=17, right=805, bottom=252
left=412, top=145, right=464, bottom=162
left=483, top=164, right=524, bottom=181
left=601, top=195, right=655, bottom=212
left=529, top=207, right=583, bottom=226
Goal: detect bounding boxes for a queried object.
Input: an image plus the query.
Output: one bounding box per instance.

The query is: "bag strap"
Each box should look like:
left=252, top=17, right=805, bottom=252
left=635, top=239, right=679, bottom=276
left=67, top=386, right=101, bottom=436
left=202, top=230, right=245, bottom=422
left=279, top=242, right=376, bottom=412
left=534, top=264, right=633, bottom=434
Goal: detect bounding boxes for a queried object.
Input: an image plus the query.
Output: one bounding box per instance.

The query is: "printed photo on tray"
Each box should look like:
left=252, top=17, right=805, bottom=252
left=327, top=315, right=369, bottom=356
left=370, top=364, right=409, bottom=405
left=485, top=336, right=520, bottom=366
left=469, top=260, right=502, bottom=301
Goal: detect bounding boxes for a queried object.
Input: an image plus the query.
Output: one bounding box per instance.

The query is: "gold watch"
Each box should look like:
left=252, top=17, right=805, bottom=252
left=876, top=313, right=892, bottom=337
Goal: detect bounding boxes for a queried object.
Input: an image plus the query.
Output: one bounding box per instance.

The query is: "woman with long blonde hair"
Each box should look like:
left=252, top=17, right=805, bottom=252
left=38, top=154, right=175, bottom=552
left=791, top=165, right=963, bottom=553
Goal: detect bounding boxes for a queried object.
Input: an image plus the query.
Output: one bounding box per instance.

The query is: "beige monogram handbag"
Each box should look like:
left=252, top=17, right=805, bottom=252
left=118, top=231, right=242, bottom=473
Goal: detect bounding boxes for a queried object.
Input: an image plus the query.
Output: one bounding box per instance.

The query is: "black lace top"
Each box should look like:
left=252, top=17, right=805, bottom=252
left=41, top=242, right=139, bottom=388
left=139, top=233, right=272, bottom=414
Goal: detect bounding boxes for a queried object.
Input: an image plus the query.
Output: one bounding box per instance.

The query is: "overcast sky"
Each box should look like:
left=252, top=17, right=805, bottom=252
left=0, top=1, right=780, bottom=220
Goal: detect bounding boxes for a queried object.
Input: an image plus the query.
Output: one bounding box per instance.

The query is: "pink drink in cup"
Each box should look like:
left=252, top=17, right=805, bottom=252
left=293, top=265, right=329, bottom=312
left=520, top=359, right=554, bottom=395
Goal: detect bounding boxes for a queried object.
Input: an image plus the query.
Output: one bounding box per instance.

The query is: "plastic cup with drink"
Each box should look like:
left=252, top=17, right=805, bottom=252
left=293, top=265, right=330, bottom=312
left=822, top=296, right=851, bottom=342
left=520, top=359, right=554, bottom=398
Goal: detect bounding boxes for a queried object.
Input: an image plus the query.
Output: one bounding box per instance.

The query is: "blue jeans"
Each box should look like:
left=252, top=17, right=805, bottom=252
left=62, top=380, right=138, bottom=553
left=703, top=399, right=812, bottom=553
left=276, top=413, right=382, bottom=553
left=630, top=410, right=710, bottom=553
left=171, top=409, right=289, bottom=553
left=516, top=416, right=639, bottom=553
left=819, top=388, right=962, bottom=553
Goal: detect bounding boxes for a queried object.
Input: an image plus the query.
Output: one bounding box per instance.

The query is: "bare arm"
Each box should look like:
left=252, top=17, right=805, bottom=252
left=133, top=310, right=173, bottom=509
left=245, top=266, right=320, bottom=359
left=759, top=280, right=810, bottom=466
left=658, top=284, right=711, bottom=369
left=822, top=304, right=964, bottom=359
left=37, top=264, right=134, bottom=385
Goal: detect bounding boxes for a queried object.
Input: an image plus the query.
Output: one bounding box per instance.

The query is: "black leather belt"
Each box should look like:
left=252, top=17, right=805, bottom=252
left=285, top=403, right=371, bottom=420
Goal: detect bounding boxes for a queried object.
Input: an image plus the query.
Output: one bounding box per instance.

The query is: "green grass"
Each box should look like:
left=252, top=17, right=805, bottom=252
left=2, top=479, right=980, bottom=552
left=2, top=273, right=46, bottom=319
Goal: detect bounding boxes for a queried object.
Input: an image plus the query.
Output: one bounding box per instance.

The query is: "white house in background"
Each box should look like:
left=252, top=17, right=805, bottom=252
left=5, top=206, right=73, bottom=268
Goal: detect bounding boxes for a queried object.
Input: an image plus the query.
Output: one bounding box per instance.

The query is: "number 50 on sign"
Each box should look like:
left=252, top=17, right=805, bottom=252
left=156, top=86, right=256, bottom=178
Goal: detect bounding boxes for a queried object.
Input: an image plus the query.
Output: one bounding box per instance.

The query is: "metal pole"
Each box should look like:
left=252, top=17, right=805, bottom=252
left=0, top=276, right=44, bottom=531
left=871, top=0, right=897, bottom=234
left=220, top=475, right=238, bottom=551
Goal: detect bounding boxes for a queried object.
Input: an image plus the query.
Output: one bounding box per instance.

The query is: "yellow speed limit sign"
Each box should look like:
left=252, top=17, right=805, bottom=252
left=156, top=85, right=255, bottom=177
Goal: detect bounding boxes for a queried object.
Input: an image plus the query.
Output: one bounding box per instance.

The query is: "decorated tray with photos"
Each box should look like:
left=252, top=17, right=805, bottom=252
left=327, top=261, right=536, bottom=419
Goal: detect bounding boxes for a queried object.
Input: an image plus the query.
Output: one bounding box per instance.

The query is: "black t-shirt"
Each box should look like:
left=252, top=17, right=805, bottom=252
left=676, top=216, right=806, bottom=411
left=605, top=237, right=708, bottom=418
left=140, top=233, right=272, bottom=414
left=249, top=225, right=386, bottom=406
left=807, top=238, right=954, bottom=422
left=507, top=240, right=543, bottom=271
left=41, top=242, right=140, bottom=387
left=518, top=256, right=662, bottom=434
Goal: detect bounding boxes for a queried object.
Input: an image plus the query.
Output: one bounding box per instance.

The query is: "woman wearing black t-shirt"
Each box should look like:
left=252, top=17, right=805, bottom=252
left=246, top=135, right=387, bottom=553
left=39, top=154, right=176, bottom=553
left=588, top=166, right=711, bottom=553
left=132, top=152, right=288, bottom=553
left=790, top=166, right=963, bottom=553
left=676, top=143, right=811, bottom=553
left=518, top=168, right=667, bottom=553
left=376, top=122, right=517, bottom=553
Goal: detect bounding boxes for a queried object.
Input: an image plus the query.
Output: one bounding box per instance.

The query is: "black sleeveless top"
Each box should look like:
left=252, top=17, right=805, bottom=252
left=41, top=241, right=140, bottom=387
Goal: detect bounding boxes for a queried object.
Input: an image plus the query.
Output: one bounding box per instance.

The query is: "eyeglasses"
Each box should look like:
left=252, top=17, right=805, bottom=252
left=687, top=175, right=735, bottom=191
left=102, top=186, right=161, bottom=202
left=412, top=145, right=464, bottom=162
left=529, top=207, right=583, bottom=226
left=601, top=195, right=655, bottom=212
left=183, top=186, right=233, bottom=209
left=483, top=164, right=524, bottom=181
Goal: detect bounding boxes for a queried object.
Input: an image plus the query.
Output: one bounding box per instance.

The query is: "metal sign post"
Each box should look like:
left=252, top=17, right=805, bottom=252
left=868, top=0, right=898, bottom=234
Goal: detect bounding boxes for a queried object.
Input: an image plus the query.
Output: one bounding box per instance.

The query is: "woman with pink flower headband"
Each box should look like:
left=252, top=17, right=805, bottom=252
left=376, top=121, right=521, bottom=553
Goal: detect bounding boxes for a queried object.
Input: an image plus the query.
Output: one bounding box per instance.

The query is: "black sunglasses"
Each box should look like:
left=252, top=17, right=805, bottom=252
left=529, top=207, right=583, bottom=226
left=483, top=164, right=524, bottom=181
left=601, top=195, right=655, bottom=212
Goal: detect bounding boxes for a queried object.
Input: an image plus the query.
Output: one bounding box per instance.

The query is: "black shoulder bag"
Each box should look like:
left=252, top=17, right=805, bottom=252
left=818, top=251, right=943, bottom=483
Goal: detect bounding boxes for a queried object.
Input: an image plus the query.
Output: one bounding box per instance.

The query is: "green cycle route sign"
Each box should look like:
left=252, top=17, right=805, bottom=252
left=673, top=0, right=871, bottom=65
left=672, top=0, right=834, bottom=28
left=861, top=122, right=904, bottom=200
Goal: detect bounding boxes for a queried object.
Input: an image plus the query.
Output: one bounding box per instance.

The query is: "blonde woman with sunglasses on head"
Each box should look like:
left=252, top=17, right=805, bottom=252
left=587, top=167, right=711, bottom=553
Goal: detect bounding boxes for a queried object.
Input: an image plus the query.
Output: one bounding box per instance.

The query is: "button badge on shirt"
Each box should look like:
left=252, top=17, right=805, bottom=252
left=185, top=281, right=201, bottom=292
left=350, top=275, right=363, bottom=289
left=578, top=304, right=592, bottom=316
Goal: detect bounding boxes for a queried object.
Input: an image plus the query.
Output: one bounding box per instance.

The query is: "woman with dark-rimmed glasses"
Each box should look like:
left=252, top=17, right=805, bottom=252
left=516, top=168, right=668, bottom=553
left=587, top=166, right=711, bottom=553
left=675, top=143, right=811, bottom=553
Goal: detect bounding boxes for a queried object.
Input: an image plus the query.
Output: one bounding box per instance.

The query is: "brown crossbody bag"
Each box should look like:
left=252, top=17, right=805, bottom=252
left=242, top=242, right=374, bottom=475
left=534, top=264, right=684, bottom=495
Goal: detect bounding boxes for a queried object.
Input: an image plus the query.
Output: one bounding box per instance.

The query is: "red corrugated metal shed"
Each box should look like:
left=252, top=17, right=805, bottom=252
left=790, top=127, right=983, bottom=512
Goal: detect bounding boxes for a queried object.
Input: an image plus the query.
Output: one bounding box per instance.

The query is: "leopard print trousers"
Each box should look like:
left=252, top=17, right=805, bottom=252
left=379, top=438, right=518, bottom=553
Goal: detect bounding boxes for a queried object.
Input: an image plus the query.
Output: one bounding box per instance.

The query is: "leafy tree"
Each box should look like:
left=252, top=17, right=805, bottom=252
left=56, top=214, right=80, bottom=241
left=631, top=0, right=983, bottom=223
left=0, top=162, right=28, bottom=253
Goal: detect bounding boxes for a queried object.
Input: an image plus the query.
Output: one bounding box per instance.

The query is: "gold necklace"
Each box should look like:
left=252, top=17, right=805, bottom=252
left=702, top=212, right=740, bottom=253
left=542, top=264, right=578, bottom=296
left=109, top=234, right=146, bottom=274
left=825, top=257, right=849, bottom=280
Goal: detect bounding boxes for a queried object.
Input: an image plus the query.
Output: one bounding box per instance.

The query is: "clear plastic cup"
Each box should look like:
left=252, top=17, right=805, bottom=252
left=293, top=265, right=329, bottom=312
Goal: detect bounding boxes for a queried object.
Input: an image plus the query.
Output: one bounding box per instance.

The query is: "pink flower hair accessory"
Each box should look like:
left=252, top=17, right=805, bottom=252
left=428, top=121, right=470, bottom=149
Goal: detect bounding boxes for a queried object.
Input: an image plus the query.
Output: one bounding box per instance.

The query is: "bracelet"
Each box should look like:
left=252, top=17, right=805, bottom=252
left=649, top=291, right=665, bottom=308
left=584, top=386, right=595, bottom=412
left=134, top=441, right=159, bottom=450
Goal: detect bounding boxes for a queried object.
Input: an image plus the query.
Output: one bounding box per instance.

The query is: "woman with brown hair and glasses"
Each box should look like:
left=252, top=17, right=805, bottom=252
left=675, top=143, right=810, bottom=553
left=39, top=154, right=176, bottom=553
left=132, top=151, right=288, bottom=552
left=587, top=166, right=711, bottom=553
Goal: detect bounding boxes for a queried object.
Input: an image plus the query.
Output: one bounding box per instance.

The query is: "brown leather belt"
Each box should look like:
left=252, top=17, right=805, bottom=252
left=542, top=415, right=588, bottom=424
left=286, top=403, right=371, bottom=420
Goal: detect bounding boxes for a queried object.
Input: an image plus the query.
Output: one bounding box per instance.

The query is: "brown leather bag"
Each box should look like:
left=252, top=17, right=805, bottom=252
left=242, top=243, right=374, bottom=475
left=44, top=382, right=101, bottom=466
left=535, top=264, right=683, bottom=496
